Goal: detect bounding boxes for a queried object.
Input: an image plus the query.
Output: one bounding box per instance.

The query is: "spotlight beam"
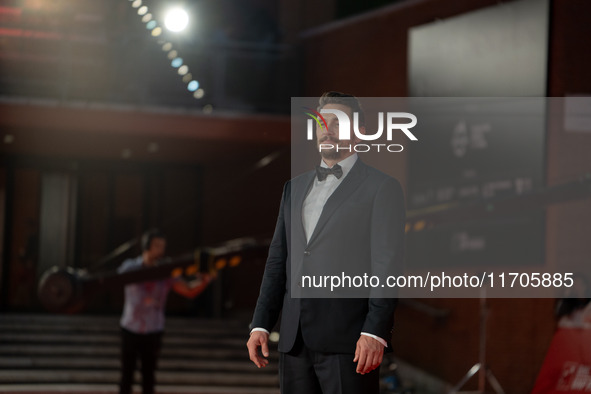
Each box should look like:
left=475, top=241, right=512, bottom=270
left=164, top=8, right=189, bottom=33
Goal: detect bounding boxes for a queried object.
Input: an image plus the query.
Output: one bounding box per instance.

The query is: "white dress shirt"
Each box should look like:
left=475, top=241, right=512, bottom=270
left=302, top=153, right=357, bottom=242
left=252, top=153, right=387, bottom=348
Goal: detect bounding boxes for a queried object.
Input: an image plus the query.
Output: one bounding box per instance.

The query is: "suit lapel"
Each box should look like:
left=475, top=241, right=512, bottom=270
left=292, top=171, right=315, bottom=246
left=306, top=159, right=367, bottom=246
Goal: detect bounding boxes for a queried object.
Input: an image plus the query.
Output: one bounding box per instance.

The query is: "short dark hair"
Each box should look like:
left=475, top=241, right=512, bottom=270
left=141, top=228, right=166, bottom=251
left=317, top=91, right=365, bottom=126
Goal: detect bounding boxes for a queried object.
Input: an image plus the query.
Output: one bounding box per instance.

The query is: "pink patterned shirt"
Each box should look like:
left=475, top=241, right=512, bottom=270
left=118, top=256, right=172, bottom=334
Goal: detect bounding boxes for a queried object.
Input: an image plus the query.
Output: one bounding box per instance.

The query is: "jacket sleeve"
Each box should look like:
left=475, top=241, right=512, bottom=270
left=250, top=181, right=290, bottom=331
left=362, top=177, right=406, bottom=342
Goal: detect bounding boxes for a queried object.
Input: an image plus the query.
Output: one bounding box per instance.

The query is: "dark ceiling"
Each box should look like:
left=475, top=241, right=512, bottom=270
left=0, top=0, right=297, bottom=114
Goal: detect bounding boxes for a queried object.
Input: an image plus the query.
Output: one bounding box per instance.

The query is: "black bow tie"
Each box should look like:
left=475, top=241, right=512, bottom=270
left=316, top=164, right=343, bottom=181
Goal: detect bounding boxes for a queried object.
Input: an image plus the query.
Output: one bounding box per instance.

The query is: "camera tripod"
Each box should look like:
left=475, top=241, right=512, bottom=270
left=450, top=286, right=505, bottom=394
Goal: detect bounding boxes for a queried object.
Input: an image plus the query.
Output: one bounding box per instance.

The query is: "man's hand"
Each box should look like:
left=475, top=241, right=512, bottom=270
left=247, top=331, right=270, bottom=368
left=353, top=335, right=384, bottom=374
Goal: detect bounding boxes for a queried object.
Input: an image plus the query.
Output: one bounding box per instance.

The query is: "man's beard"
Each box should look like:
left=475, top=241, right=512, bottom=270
left=318, top=137, right=344, bottom=161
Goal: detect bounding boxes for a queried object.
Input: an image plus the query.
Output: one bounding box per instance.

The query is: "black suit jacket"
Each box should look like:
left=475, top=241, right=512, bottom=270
left=251, top=158, right=406, bottom=354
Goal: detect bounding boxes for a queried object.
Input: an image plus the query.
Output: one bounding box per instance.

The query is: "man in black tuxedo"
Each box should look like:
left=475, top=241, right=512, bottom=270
left=247, top=92, right=406, bottom=393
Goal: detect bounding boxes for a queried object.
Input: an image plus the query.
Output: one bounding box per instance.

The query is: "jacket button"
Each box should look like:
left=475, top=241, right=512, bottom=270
left=304, top=251, right=311, bottom=256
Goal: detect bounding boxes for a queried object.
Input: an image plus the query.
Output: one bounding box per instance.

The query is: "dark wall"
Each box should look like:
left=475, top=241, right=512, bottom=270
left=299, top=0, right=591, bottom=391
left=301, top=0, right=505, bottom=97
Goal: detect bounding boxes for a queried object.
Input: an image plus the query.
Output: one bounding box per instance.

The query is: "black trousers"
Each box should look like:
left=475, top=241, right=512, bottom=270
left=279, top=327, right=380, bottom=394
left=119, top=328, right=163, bottom=394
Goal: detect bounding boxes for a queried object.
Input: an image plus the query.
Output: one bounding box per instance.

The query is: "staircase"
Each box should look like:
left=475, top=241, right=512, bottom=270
left=0, top=314, right=279, bottom=394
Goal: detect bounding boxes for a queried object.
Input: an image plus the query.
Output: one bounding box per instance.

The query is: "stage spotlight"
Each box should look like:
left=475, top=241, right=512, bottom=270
left=164, top=8, right=189, bottom=32
left=171, top=58, right=183, bottom=68
left=126, top=0, right=202, bottom=101
left=187, top=80, right=199, bottom=92
left=413, top=220, right=426, bottom=231
left=193, top=88, right=204, bottom=99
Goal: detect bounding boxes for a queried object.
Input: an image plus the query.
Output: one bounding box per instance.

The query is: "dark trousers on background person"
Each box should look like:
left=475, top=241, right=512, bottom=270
left=279, top=326, right=380, bottom=394
left=119, top=327, right=163, bottom=394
